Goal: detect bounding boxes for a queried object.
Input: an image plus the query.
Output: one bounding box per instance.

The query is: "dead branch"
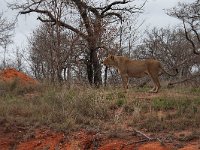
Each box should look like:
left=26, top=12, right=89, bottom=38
left=120, top=129, right=164, bottom=150
left=101, top=0, right=129, bottom=15
left=134, top=129, right=152, bottom=140
left=168, top=73, right=200, bottom=87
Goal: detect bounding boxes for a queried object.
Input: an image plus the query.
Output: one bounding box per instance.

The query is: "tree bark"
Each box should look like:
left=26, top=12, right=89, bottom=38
left=57, top=66, right=63, bottom=83
left=104, top=66, right=108, bottom=87
left=92, top=50, right=102, bottom=87
left=86, top=47, right=102, bottom=87
left=86, top=55, right=93, bottom=85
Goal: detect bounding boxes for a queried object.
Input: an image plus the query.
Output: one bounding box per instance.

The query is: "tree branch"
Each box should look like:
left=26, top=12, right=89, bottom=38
left=99, top=0, right=145, bottom=21
left=73, top=0, right=94, bottom=38
left=103, top=12, right=122, bottom=21
left=100, top=0, right=128, bottom=14
left=190, top=22, right=200, bottom=43
left=182, top=19, right=200, bottom=55
left=20, top=9, right=88, bottom=40
left=168, top=73, right=200, bottom=86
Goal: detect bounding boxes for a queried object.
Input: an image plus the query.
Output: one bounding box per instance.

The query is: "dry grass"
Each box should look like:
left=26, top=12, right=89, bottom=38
left=0, top=81, right=200, bottom=136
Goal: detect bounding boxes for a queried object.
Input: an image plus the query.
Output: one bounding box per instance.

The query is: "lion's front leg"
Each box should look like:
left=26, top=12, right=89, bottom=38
left=121, top=74, right=129, bottom=92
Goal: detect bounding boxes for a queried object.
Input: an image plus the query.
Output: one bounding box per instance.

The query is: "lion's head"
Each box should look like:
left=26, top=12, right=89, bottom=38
left=103, top=55, right=115, bottom=67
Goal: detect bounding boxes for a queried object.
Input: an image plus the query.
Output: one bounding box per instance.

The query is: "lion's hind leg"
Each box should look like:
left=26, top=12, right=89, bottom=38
left=149, top=73, right=161, bottom=93
left=149, top=86, right=156, bottom=93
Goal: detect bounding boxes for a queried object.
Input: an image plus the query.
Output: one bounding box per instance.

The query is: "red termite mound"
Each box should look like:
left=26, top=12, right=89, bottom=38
left=0, top=68, right=37, bottom=85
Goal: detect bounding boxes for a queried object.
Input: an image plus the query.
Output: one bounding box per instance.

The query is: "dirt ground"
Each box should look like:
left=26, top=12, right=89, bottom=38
left=0, top=126, right=199, bottom=150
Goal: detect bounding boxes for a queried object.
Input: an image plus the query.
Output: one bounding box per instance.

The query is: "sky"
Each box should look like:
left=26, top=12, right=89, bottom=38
left=0, top=0, right=194, bottom=59
left=141, top=0, right=194, bottom=28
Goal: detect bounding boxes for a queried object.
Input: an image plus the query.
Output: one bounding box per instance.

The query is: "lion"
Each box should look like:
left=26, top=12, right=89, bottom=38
left=103, top=55, right=177, bottom=93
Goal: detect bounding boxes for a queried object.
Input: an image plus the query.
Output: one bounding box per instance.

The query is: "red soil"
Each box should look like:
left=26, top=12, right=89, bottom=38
left=138, top=142, right=172, bottom=150
left=0, top=125, right=199, bottom=150
left=1, top=128, right=193, bottom=150
left=17, top=129, right=64, bottom=150
left=0, top=68, right=37, bottom=85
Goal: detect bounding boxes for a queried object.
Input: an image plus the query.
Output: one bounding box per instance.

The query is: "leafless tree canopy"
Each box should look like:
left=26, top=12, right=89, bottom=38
left=28, top=23, right=88, bottom=83
left=0, top=13, right=15, bottom=48
left=167, top=0, right=200, bottom=55
left=0, top=12, right=15, bottom=69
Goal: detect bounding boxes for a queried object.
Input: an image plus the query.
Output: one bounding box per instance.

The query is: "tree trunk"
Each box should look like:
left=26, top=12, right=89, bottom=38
left=86, top=55, right=93, bottom=85
left=57, top=66, right=63, bottom=83
left=104, top=66, right=108, bottom=87
left=93, top=50, right=102, bottom=87
left=86, top=47, right=102, bottom=87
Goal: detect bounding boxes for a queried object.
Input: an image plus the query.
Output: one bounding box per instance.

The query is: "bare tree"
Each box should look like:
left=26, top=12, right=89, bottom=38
left=0, top=12, right=15, bottom=68
left=0, top=13, right=14, bottom=48
left=28, top=23, right=83, bottom=83
left=10, top=0, right=145, bottom=86
left=167, top=0, right=200, bottom=55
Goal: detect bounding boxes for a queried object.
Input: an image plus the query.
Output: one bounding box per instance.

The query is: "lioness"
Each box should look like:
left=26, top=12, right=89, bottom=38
left=103, top=55, right=177, bottom=93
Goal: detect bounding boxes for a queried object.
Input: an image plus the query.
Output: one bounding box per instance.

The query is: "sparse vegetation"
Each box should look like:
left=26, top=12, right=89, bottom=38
left=0, top=81, right=200, bottom=135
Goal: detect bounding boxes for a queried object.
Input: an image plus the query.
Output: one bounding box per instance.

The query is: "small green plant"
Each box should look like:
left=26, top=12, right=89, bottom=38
left=152, top=98, right=176, bottom=110
left=190, top=87, right=200, bottom=94
left=116, top=99, right=125, bottom=107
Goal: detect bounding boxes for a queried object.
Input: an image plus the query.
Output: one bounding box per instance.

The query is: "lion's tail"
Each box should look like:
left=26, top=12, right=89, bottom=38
left=159, top=64, right=178, bottom=76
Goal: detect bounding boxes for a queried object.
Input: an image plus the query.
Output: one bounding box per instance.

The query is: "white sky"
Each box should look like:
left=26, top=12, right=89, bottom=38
left=0, top=0, right=194, bottom=56
left=142, top=0, right=195, bottom=28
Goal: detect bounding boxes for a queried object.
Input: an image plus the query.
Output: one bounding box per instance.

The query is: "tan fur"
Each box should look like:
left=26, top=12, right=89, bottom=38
left=103, top=55, right=176, bottom=93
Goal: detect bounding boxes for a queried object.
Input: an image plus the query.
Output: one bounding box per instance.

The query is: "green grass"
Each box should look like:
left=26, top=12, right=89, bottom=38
left=151, top=97, right=200, bottom=115
left=190, top=87, right=200, bottom=94
left=132, top=95, right=200, bottom=132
